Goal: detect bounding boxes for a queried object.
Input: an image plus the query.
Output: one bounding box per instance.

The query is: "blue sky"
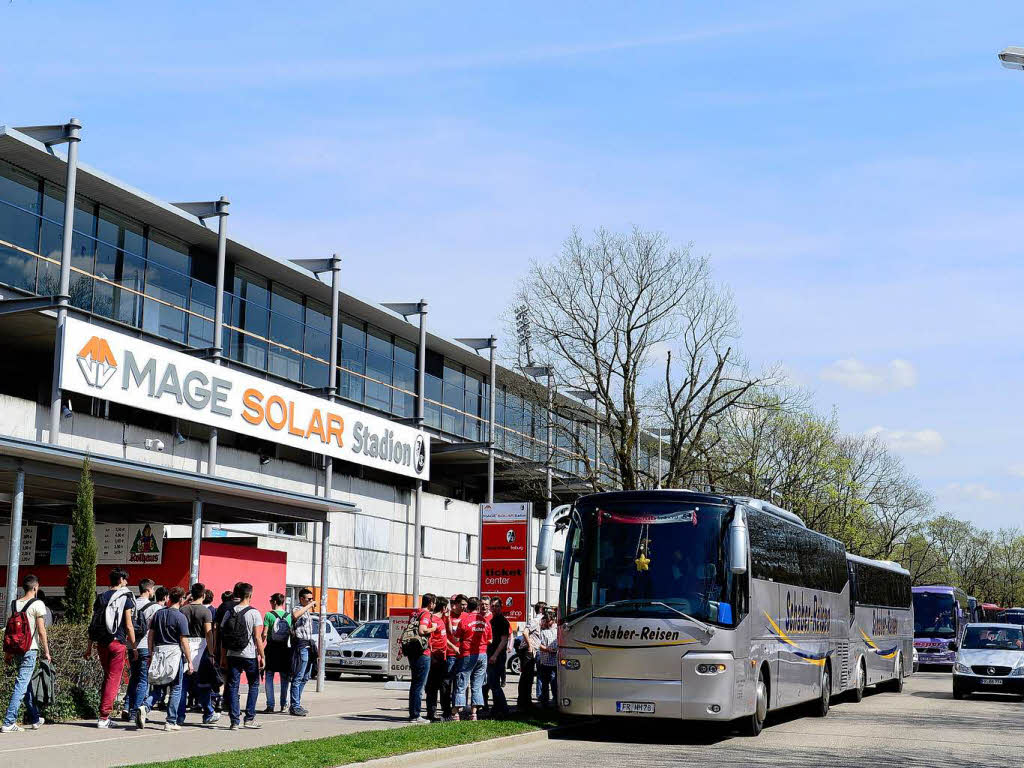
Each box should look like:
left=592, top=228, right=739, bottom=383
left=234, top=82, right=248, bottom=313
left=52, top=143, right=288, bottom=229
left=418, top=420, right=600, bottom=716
left=4, top=2, right=1024, bottom=529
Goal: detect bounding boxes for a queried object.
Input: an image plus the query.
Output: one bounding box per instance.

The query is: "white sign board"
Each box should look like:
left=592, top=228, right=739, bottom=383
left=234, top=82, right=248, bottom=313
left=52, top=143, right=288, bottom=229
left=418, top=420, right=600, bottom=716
left=387, top=615, right=412, bottom=678
left=60, top=317, right=430, bottom=480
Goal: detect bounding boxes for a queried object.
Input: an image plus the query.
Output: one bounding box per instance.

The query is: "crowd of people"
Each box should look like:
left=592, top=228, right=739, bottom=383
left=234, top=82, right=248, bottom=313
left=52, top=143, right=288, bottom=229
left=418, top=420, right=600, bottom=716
left=2, top=569, right=320, bottom=732
left=2, top=569, right=558, bottom=733
left=405, top=594, right=558, bottom=723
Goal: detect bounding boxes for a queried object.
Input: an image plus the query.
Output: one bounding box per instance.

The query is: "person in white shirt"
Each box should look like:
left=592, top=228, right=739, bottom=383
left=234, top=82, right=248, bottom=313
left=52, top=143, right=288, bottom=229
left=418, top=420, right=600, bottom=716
left=536, top=613, right=558, bottom=708
left=2, top=574, right=50, bottom=733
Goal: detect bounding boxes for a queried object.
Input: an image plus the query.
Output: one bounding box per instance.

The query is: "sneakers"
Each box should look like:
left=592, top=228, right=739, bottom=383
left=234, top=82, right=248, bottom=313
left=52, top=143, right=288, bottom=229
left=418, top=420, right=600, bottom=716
left=202, top=713, right=221, bottom=725
left=97, top=718, right=114, bottom=729
left=289, top=707, right=308, bottom=717
left=136, top=706, right=148, bottom=730
left=409, top=717, right=430, bottom=724
left=1, top=724, right=24, bottom=733
left=229, top=723, right=240, bottom=731
left=243, top=719, right=262, bottom=729
left=164, top=722, right=181, bottom=732
left=28, top=718, right=44, bottom=730
left=121, top=709, right=130, bottom=722
left=262, top=706, right=275, bottom=714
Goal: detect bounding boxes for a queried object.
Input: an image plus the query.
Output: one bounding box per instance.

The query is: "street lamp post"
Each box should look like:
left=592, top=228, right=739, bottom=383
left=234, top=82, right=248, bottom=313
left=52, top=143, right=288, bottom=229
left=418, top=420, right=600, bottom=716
left=292, top=255, right=342, bottom=693
left=651, top=426, right=672, bottom=489
left=998, top=46, right=1024, bottom=70
left=525, top=365, right=554, bottom=602
left=456, top=336, right=498, bottom=503
left=383, top=301, right=428, bottom=606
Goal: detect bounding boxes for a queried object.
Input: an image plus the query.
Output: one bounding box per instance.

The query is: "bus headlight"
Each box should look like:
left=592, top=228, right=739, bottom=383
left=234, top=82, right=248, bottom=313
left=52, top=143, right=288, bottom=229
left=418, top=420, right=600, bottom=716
left=559, top=658, right=581, bottom=670
left=696, top=663, right=727, bottom=675
left=952, top=662, right=971, bottom=675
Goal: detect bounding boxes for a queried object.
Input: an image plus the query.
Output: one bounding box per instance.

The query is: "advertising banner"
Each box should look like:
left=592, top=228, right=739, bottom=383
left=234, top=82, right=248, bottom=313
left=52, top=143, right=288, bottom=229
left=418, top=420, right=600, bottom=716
left=1, top=523, right=164, bottom=566
left=60, top=317, right=430, bottom=481
left=387, top=610, right=414, bottom=678
left=479, top=502, right=531, bottom=622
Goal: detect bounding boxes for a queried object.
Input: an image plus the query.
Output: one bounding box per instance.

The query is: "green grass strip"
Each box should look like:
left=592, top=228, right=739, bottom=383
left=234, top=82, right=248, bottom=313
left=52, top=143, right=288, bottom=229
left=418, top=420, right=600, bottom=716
left=120, top=715, right=559, bottom=768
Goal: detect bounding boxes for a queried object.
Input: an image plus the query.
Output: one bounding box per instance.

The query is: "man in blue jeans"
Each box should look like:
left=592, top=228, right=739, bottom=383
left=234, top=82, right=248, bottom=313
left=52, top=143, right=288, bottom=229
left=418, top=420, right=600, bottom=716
left=1, top=574, right=49, bottom=733
left=287, top=587, right=319, bottom=716
left=220, top=582, right=265, bottom=729
left=408, top=593, right=436, bottom=723
left=137, top=586, right=193, bottom=731
left=125, top=582, right=162, bottom=722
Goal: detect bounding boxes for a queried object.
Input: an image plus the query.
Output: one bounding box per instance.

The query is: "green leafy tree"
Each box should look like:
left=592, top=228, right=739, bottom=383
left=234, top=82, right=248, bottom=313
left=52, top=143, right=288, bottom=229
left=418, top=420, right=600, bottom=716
left=65, top=458, right=97, bottom=623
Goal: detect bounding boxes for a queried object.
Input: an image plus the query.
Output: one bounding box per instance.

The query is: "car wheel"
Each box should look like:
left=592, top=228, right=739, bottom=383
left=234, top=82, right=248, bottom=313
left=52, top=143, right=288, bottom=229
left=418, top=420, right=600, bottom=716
left=849, top=658, right=866, bottom=703
left=508, top=656, right=521, bottom=675
left=742, top=667, right=768, bottom=736
left=952, top=683, right=966, bottom=700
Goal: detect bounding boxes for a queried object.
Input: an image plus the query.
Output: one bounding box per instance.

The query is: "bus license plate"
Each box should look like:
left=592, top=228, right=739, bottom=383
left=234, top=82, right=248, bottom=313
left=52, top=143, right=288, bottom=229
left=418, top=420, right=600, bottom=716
left=617, top=701, right=655, bottom=714
left=980, top=678, right=1003, bottom=686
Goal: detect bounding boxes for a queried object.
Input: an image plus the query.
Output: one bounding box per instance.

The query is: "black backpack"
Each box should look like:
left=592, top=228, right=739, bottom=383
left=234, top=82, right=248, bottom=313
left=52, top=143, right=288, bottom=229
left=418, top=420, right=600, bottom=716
left=131, top=600, right=159, bottom=641
left=221, top=606, right=255, bottom=652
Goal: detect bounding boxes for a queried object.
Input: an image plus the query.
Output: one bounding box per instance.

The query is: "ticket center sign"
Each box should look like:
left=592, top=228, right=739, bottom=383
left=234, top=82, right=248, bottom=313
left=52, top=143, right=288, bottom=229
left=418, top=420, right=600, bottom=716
left=60, top=317, right=430, bottom=480
left=479, top=502, right=531, bottom=622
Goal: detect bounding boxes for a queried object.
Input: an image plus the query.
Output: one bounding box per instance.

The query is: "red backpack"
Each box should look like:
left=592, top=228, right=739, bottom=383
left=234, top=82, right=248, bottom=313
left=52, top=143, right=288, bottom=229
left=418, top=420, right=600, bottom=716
left=3, top=598, right=39, bottom=656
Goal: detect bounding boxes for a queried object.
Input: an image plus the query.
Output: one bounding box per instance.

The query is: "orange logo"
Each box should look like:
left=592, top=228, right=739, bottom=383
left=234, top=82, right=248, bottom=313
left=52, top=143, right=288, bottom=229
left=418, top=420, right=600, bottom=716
left=76, top=336, right=118, bottom=388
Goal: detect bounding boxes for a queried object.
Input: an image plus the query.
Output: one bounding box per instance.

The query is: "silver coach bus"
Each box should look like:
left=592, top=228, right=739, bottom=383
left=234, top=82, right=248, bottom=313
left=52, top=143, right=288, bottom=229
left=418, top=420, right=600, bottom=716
left=845, top=553, right=913, bottom=700
left=538, top=489, right=861, bottom=735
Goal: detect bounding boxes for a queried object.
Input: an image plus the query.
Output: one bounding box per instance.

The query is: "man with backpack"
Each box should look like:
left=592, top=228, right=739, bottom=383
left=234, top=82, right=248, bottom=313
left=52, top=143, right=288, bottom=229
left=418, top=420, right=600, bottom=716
left=2, top=574, right=50, bottom=733
left=220, top=582, right=264, bottom=729
left=404, top=593, right=436, bottom=723
left=287, top=588, right=318, bottom=717
left=263, top=593, right=292, bottom=713
left=136, top=586, right=193, bottom=731
left=124, top=579, right=160, bottom=723
left=177, top=583, right=216, bottom=726
left=83, top=568, right=136, bottom=728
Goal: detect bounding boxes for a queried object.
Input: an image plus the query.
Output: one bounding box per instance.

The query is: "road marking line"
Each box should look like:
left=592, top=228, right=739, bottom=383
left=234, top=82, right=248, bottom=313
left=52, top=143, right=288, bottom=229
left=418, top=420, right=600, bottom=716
left=0, top=705, right=400, bottom=755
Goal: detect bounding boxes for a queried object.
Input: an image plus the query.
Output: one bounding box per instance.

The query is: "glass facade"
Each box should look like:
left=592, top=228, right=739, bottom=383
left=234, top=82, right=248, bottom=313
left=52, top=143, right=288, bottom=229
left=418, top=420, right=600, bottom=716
left=0, top=156, right=622, bottom=473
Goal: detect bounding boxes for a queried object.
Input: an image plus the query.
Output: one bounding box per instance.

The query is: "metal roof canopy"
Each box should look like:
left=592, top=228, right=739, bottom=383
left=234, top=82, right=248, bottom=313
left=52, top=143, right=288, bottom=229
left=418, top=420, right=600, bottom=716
left=0, top=435, right=353, bottom=526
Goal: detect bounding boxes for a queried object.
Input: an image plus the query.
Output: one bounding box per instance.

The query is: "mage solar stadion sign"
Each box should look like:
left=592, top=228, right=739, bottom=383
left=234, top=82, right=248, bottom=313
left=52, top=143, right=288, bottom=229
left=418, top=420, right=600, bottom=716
left=60, top=317, right=431, bottom=481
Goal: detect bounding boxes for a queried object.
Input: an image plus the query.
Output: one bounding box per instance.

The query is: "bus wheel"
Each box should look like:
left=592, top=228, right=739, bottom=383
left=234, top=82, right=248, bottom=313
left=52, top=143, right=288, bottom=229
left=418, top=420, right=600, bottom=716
left=849, top=658, right=866, bottom=703
left=743, top=668, right=768, bottom=737
left=881, top=654, right=904, bottom=693
left=812, top=664, right=831, bottom=717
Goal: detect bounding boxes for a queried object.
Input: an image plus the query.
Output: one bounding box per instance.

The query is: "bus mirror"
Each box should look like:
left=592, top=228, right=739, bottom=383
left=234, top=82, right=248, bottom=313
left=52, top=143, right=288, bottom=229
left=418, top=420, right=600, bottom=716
left=536, top=503, right=572, bottom=572
left=729, top=510, right=748, bottom=575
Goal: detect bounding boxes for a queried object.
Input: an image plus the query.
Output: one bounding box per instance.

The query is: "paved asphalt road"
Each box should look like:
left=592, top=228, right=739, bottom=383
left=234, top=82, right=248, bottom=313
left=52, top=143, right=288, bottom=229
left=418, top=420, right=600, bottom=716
left=428, top=671, right=1024, bottom=768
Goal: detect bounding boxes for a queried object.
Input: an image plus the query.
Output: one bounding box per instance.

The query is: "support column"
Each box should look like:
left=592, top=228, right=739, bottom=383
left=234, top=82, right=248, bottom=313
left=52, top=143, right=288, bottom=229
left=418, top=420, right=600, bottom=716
left=487, top=337, right=497, bottom=504
left=545, top=371, right=553, bottom=604
left=48, top=119, right=81, bottom=444
left=189, top=499, right=202, bottom=586
left=208, top=197, right=229, bottom=475
left=413, top=302, right=427, bottom=606
left=316, top=519, right=331, bottom=692
left=4, top=468, right=25, bottom=621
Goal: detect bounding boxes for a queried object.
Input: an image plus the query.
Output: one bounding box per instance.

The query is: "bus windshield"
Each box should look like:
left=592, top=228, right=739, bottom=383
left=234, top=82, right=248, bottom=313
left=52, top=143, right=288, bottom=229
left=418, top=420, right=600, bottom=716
left=561, top=499, right=735, bottom=625
left=913, top=592, right=957, bottom=638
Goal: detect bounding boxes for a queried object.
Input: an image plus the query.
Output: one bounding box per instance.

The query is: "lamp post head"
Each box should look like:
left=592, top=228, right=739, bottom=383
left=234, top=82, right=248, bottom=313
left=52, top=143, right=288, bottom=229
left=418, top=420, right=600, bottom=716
left=999, top=46, right=1024, bottom=70
left=524, top=365, right=553, bottom=379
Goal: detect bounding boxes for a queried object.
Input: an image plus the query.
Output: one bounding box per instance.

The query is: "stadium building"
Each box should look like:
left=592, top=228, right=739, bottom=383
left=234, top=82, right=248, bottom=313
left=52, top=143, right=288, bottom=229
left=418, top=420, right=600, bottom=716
left=0, top=119, right=614, bottom=621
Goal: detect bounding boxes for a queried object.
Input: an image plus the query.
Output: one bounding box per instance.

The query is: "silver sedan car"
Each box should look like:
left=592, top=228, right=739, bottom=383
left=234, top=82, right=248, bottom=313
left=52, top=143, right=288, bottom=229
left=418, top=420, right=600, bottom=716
left=324, top=619, right=391, bottom=680
left=952, top=623, right=1024, bottom=699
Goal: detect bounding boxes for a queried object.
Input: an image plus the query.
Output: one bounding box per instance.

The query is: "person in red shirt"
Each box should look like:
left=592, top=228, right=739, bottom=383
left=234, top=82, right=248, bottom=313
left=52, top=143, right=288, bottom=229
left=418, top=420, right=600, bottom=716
left=445, top=594, right=467, bottom=716
left=424, top=596, right=458, bottom=720
left=451, top=597, right=492, bottom=720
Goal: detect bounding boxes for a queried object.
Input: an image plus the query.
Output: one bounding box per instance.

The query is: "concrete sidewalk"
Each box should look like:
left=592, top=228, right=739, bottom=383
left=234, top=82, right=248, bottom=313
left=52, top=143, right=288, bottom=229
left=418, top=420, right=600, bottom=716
left=0, top=676, right=423, bottom=768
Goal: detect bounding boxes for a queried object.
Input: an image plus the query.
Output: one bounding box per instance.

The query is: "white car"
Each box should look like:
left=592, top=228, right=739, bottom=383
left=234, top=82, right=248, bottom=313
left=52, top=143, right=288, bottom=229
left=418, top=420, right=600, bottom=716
left=912, top=646, right=919, bottom=674
left=952, top=623, right=1024, bottom=700
left=324, top=619, right=391, bottom=680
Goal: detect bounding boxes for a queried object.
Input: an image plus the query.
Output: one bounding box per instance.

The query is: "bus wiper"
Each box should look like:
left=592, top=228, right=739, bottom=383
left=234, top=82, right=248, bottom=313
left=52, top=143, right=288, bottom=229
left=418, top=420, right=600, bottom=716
left=648, top=602, right=715, bottom=644
left=564, top=599, right=716, bottom=643
left=563, top=600, right=640, bottom=631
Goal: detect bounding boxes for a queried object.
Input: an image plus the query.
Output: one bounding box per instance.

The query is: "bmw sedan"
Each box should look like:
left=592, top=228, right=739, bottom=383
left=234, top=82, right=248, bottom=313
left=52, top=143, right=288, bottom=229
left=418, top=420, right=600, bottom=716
left=952, top=623, right=1024, bottom=699
left=324, top=619, right=391, bottom=680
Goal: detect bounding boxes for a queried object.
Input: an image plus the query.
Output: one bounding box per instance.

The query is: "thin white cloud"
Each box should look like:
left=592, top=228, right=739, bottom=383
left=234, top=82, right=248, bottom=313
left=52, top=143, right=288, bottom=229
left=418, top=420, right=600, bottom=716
left=941, top=482, right=1002, bottom=504
left=820, top=358, right=916, bottom=393
left=865, top=426, right=944, bottom=456
left=1009, top=464, right=1024, bottom=478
